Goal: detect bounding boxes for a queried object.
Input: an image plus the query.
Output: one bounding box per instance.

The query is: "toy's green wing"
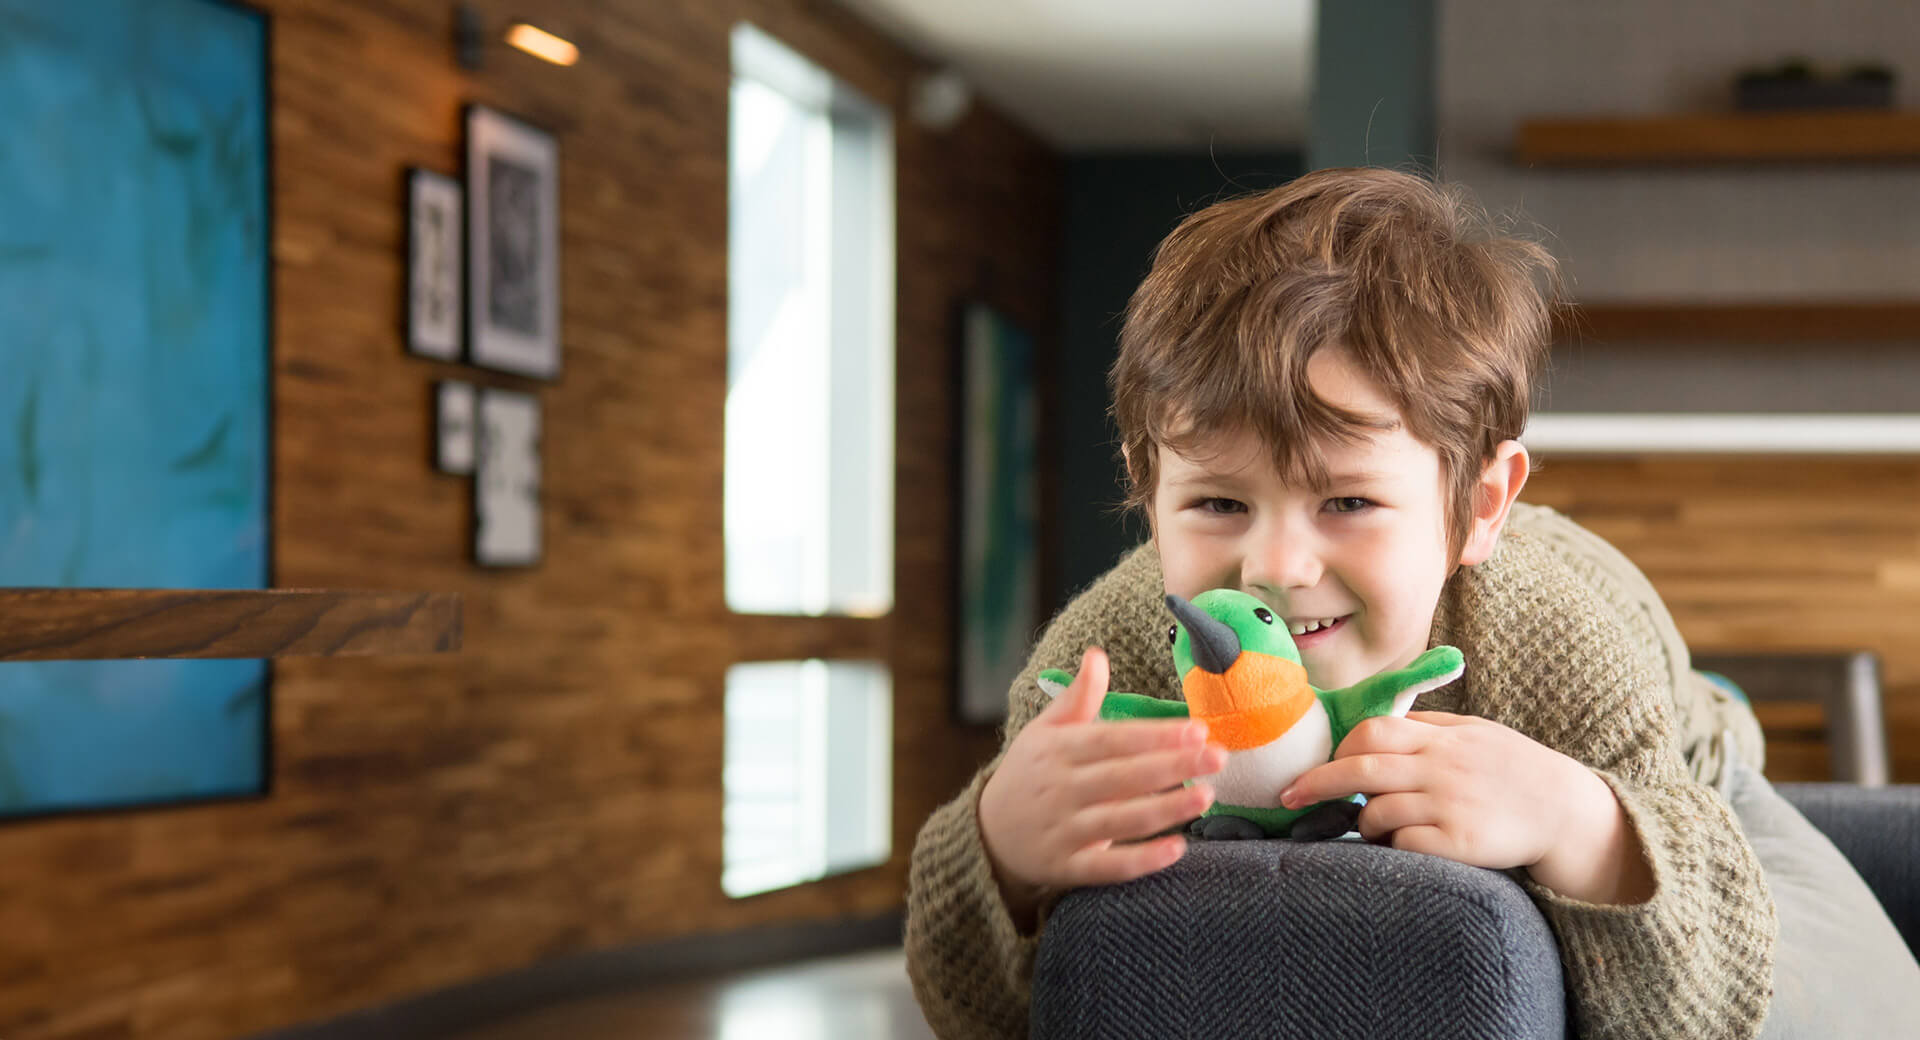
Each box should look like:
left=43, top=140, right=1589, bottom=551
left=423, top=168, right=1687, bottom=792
left=1036, top=669, right=1076, bottom=698
left=1036, top=668, right=1190, bottom=722
left=1095, top=692, right=1190, bottom=722
left=1321, top=646, right=1465, bottom=747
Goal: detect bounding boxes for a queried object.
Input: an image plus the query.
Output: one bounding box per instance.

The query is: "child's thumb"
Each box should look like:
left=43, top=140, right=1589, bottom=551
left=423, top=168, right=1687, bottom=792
left=1052, top=646, right=1109, bottom=724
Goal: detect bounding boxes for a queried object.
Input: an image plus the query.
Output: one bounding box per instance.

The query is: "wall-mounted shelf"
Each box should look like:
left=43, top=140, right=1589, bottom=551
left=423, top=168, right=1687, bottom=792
left=1557, top=302, right=1920, bottom=343
left=0, top=589, right=462, bottom=661
left=1516, top=110, right=1920, bottom=166
left=1523, top=413, right=1920, bottom=455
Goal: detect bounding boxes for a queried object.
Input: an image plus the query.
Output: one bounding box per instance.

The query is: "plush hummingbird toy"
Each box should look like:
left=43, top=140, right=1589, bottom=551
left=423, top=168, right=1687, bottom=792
left=1038, top=589, right=1465, bottom=842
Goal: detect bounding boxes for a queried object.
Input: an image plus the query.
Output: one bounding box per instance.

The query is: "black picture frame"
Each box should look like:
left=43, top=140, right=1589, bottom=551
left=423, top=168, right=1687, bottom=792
left=405, top=167, right=464, bottom=360
left=464, top=104, right=561, bottom=381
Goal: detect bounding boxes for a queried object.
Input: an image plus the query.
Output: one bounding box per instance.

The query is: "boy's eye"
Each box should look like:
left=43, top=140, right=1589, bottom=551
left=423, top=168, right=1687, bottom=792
left=1326, top=497, right=1373, bottom=514
left=1195, top=498, right=1245, bottom=515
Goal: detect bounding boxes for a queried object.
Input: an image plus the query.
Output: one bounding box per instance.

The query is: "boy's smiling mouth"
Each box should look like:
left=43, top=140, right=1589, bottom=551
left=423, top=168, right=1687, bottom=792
left=1286, top=614, right=1350, bottom=643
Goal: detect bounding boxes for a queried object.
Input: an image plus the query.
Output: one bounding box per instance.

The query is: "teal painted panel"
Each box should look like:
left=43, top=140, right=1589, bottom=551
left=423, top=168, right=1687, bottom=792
left=957, top=304, right=1040, bottom=724
left=0, top=0, right=270, bottom=817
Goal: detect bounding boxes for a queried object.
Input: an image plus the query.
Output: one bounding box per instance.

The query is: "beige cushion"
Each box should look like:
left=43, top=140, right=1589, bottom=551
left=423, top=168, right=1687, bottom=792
left=1728, top=766, right=1920, bottom=1038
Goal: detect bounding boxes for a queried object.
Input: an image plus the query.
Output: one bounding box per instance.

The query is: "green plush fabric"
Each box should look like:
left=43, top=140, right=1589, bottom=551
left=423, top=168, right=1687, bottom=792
left=1039, top=589, right=1464, bottom=839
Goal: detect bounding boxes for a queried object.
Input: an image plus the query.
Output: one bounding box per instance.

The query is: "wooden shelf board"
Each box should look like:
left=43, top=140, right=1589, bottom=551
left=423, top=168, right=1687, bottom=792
left=1517, top=110, right=1920, bottom=165
left=0, top=589, right=462, bottom=661
left=1557, top=302, right=1920, bottom=343
left=1523, top=413, right=1920, bottom=455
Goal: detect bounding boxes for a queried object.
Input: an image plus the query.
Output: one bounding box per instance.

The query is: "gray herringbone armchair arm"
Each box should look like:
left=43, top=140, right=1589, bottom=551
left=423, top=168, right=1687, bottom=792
left=1032, top=783, right=1920, bottom=1040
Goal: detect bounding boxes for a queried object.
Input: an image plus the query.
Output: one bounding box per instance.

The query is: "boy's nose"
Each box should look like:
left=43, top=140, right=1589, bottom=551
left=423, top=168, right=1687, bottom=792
left=1243, top=534, right=1324, bottom=593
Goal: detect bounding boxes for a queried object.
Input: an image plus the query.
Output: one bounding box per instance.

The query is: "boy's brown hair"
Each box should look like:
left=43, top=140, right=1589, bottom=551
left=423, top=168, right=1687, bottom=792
left=1111, top=166, right=1563, bottom=558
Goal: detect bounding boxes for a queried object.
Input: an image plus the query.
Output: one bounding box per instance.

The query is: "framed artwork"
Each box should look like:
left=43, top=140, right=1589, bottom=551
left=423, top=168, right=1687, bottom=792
left=954, top=303, right=1041, bottom=725
left=0, top=0, right=271, bottom=818
left=406, top=167, right=463, bottom=360
left=474, top=388, right=542, bottom=567
left=434, top=380, right=477, bottom=475
left=464, top=104, right=561, bottom=380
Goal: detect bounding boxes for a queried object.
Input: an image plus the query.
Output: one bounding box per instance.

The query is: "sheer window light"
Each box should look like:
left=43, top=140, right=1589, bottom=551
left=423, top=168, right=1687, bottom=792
left=726, top=23, right=894, bottom=617
left=722, top=659, right=892, bottom=898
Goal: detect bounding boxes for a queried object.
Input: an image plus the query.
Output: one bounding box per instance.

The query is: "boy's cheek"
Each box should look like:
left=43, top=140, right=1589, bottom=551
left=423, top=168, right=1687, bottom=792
left=1159, top=560, right=1231, bottom=603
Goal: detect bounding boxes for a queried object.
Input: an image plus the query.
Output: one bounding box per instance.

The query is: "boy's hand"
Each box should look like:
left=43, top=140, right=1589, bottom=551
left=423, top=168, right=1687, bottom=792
left=978, top=647, right=1226, bottom=924
left=1280, top=711, right=1652, bottom=904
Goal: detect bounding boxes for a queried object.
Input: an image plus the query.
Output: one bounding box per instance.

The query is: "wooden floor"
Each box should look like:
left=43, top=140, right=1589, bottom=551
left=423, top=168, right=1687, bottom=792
left=441, top=947, right=936, bottom=1040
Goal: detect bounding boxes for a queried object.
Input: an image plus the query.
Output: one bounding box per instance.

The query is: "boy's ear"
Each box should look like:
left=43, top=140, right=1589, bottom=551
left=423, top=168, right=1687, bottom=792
left=1457, top=440, right=1530, bottom=567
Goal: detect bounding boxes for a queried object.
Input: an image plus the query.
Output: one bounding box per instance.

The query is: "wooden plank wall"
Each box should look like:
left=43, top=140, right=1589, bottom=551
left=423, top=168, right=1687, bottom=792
left=0, top=1, right=1053, bottom=1036
left=1524, top=457, right=1920, bottom=783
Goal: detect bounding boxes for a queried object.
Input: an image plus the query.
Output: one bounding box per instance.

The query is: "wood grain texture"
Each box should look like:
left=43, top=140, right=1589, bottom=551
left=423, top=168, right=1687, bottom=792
left=1523, top=457, right=1920, bottom=784
left=1557, top=302, right=1920, bottom=343
left=0, top=589, right=460, bottom=660
left=1516, top=109, right=1920, bottom=165
left=0, top=1, right=1050, bottom=1037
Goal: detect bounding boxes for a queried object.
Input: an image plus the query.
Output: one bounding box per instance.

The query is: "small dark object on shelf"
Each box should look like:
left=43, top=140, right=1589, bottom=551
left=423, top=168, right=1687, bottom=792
left=1736, top=59, right=1897, bottom=111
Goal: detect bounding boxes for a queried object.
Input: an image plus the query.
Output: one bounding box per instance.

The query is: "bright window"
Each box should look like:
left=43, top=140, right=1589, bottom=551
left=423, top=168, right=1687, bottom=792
left=722, top=660, right=892, bottom=898
left=723, top=25, right=896, bottom=900
left=725, top=23, right=894, bottom=618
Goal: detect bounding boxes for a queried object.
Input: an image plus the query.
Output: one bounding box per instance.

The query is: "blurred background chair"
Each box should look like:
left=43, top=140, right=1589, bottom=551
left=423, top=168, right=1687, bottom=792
left=1695, top=651, right=1888, bottom=786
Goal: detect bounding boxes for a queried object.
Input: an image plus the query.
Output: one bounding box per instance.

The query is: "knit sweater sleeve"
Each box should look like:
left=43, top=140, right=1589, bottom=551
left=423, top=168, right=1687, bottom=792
left=1438, top=531, right=1777, bottom=1040
left=1502, top=503, right=1766, bottom=788
left=904, top=545, right=1175, bottom=1039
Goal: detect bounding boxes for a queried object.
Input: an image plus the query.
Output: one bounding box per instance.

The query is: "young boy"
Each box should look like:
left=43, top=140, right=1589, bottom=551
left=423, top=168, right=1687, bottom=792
left=905, top=167, right=1777, bottom=1038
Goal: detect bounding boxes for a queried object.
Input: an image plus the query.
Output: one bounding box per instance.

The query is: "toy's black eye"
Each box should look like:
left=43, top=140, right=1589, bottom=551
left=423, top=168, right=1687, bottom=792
left=1168, top=624, right=1179, bottom=646
left=1253, top=608, right=1275, bottom=625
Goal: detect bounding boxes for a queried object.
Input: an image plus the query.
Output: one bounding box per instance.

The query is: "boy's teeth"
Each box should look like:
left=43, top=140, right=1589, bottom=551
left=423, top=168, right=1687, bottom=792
left=1288, top=618, right=1338, bottom=636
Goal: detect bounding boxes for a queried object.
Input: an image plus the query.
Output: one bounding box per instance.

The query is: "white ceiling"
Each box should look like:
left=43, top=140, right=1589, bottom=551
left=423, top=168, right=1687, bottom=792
left=833, top=0, right=1315, bottom=152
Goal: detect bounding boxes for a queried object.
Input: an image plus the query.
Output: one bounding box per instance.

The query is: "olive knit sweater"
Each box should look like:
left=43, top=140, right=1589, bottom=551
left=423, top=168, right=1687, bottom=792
left=905, top=503, right=1776, bottom=1039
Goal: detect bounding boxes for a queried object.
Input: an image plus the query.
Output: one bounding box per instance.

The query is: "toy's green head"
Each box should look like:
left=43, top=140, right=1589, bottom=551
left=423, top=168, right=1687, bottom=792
left=1165, top=589, right=1303, bottom=676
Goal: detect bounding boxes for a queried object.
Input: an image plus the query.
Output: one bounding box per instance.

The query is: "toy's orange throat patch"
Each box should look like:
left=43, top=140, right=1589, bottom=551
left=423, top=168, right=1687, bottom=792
left=1181, top=655, right=1313, bottom=751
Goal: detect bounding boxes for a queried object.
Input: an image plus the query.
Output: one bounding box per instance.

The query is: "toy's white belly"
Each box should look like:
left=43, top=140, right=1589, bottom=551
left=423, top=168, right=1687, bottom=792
left=1198, top=702, right=1332, bottom=809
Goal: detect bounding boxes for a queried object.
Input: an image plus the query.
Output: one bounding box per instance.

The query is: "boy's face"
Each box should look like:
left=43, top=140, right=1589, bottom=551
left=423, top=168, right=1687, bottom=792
left=1150, top=350, right=1456, bottom=692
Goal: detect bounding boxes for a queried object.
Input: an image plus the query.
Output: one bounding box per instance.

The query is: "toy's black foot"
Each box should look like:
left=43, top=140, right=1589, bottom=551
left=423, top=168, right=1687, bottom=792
left=1188, top=814, right=1265, bottom=841
left=1288, top=800, right=1363, bottom=841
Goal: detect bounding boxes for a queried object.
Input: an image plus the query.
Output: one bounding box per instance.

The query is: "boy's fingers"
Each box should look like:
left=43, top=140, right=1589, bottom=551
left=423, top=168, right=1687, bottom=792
left=1059, top=715, right=1208, bottom=765
left=1062, top=833, right=1187, bottom=887
left=1333, top=715, right=1433, bottom=757
left=1046, top=647, right=1110, bottom=725
left=1067, top=783, right=1214, bottom=849
left=1404, top=710, right=1476, bottom=727
left=1388, top=824, right=1453, bottom=858
left=1070, top=745, right=1225, bottom=803
left=1282, top=753, right=1422, bottom=808
left=1355, top=792, right=1438, bottom=843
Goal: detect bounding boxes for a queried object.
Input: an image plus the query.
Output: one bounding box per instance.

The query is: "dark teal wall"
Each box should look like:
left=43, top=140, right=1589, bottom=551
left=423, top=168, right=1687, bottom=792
left=1052, top=153, right=1304, bottom=608
left=1309, top=0, right=1435, bottom=171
